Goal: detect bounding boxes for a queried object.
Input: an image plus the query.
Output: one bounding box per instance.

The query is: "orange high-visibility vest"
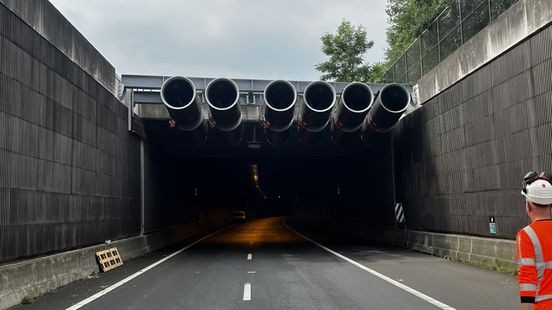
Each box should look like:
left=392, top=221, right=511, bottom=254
left=516, top=219, right=552, bottom=309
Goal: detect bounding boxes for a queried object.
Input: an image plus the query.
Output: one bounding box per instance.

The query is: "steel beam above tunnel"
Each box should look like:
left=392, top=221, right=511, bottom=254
left=122, top=74, right=390, bottom=94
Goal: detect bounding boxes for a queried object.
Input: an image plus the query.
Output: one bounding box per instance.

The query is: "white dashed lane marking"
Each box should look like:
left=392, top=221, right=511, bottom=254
left=243, top=283, right=252, bottom=301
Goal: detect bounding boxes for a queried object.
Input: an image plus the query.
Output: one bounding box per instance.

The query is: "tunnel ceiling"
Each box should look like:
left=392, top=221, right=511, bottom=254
left=144, top=119, right=376, bottom=159
left=145, top=118, right=391, bottom=205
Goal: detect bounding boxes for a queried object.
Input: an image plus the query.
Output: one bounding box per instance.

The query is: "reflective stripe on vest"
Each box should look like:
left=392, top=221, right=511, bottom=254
left=518, top=258, right=536, bottom=267
left=523, top=226, right=545, bottom=281
left=523, top=226, right=552, bottom=302
left=536, top=294, right=552, bottom=303
left=520, top=283, right=538, bottom=291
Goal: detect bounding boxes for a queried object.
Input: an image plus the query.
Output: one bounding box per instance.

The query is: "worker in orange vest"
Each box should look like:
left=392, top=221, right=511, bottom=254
left=517, top=171, right=552, bottom=310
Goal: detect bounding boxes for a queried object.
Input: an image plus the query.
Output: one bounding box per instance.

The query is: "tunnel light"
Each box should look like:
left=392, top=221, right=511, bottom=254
left=248, top=143, right=262, bottom=150
left=249, top=163, right=260, bottom=187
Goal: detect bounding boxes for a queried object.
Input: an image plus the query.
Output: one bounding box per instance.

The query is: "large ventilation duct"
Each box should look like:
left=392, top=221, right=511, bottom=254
left=331, top=82, right=374, bottom=145
left=361, top=83, right=410, bottom=145
left=160, top=76, right=206, bottom=145
left=298, top=81, right=336, bottom=146
left=205, top=78, right=243, bottom=146
left=263, top=80, right=297, bottom=146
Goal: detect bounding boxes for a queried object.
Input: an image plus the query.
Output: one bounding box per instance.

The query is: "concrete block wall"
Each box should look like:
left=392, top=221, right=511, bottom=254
left=392, top=24, right=552, bottom=239
left=387, top=229, right=516, bottom=272
left=0, top=2, right=141, bottom=263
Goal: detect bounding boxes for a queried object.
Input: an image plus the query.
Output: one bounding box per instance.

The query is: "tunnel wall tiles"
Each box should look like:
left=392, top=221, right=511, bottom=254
left=393, top=24, right=552, bottom=239
left=0, top=2, right=141, bottom=263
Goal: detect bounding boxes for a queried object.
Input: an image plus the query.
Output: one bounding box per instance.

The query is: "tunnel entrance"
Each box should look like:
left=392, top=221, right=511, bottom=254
left=125, top=76, right=411, bottom=233
left=142, top=119, right=396, bottom=231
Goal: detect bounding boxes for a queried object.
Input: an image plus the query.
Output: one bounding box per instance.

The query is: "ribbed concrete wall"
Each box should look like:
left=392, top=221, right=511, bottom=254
left=0, top=0, right=117, bottom=94
left=393, top=24, right=552, bottom=239
left=0, top=2, right=141, bottom=263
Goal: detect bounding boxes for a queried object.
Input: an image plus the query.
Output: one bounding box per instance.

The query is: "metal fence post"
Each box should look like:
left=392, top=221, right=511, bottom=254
left=458, top=0, right=464, bottom=45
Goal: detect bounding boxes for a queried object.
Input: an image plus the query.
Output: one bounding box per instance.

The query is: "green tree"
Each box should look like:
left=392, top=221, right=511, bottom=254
left=384, top=0, right=448, bottom=64
left=315, top=20, right=382, bottom=83
left=367, top=62, right=387, bottom=82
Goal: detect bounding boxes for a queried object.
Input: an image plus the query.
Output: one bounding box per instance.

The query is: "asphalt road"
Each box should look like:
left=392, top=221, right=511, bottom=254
left=13, top=217, right=519, bottom=310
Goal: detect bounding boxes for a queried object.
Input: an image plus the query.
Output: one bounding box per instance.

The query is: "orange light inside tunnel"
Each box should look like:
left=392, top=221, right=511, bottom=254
left=204, top=217, right=305, bottom=246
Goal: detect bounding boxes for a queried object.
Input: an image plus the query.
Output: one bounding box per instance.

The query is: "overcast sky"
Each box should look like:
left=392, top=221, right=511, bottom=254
left=49, top=0, right=390, bottom=81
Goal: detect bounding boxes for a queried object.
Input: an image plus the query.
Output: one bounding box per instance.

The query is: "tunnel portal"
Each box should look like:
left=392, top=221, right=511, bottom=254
left=126, top=75, right=412, bottom=229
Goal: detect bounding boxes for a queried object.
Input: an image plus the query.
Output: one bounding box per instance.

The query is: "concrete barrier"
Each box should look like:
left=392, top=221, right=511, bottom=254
left=0, top=220, right=226, bottom=310
left=387, top=229, right=516, bottom=272
left=292, top=218, right=516, bottom=274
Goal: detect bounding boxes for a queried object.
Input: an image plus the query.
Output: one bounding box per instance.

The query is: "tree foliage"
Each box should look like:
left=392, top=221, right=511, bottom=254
left=315, top=20, right=382, bottom=83
left=385, top=0, right=520, bottom=66
left=384, top=0, right=448, bottom=64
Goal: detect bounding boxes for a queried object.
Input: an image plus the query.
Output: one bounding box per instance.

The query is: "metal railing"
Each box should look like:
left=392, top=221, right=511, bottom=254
left=381, top=0, right=518, bottom=84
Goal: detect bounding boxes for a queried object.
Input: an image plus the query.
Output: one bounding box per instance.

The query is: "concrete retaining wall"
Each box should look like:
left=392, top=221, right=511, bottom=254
left=383, top=229, right=515, bottom=272
left=392, top=22, right=552, bottom=238
left=293, top=218, right=516, bottom=273
left=417, top=0, right=552, bottom=104
left=0, top=1, right=142, bottom=263
left=0, top=219, right=226, bottom=310
left=0, top=0, right=117, bottom=94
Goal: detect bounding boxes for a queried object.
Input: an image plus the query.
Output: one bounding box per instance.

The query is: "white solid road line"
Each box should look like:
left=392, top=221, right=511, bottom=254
left=284, top=221, right=457, bottom=310
left=65, top=227, right=229, bottom=310
left=247, top=253, right=252, bottom=260
left=243, top=283, right=252, bottom=301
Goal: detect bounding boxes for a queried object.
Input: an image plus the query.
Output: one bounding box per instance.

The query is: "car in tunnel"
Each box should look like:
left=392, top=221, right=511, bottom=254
left=231, top=211, right=247, bottom=223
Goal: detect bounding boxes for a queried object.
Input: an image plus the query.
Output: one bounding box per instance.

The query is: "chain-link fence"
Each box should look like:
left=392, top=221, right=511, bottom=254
left=381, top=0, right=518, bottom=84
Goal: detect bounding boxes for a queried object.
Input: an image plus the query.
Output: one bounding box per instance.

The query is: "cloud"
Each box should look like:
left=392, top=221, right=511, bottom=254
left=50, top=0, right=389, bottom=81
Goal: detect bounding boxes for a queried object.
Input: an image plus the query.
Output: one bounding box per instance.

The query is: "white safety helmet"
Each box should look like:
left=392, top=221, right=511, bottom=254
left=521, top=173, right=552, bottom=205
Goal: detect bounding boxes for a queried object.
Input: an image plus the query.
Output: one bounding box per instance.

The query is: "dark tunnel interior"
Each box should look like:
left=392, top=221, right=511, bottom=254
left=142, top=120, right=395, bottom=233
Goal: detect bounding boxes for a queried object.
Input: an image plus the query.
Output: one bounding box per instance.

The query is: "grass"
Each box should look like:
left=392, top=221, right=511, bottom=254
left=21, top=295, right=34, bottom=305
left=443, top=255, right=517, bottom=276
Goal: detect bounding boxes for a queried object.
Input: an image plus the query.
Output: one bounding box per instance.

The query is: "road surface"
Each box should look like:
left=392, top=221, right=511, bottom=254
left=13, top=217, right=518, bottom=309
